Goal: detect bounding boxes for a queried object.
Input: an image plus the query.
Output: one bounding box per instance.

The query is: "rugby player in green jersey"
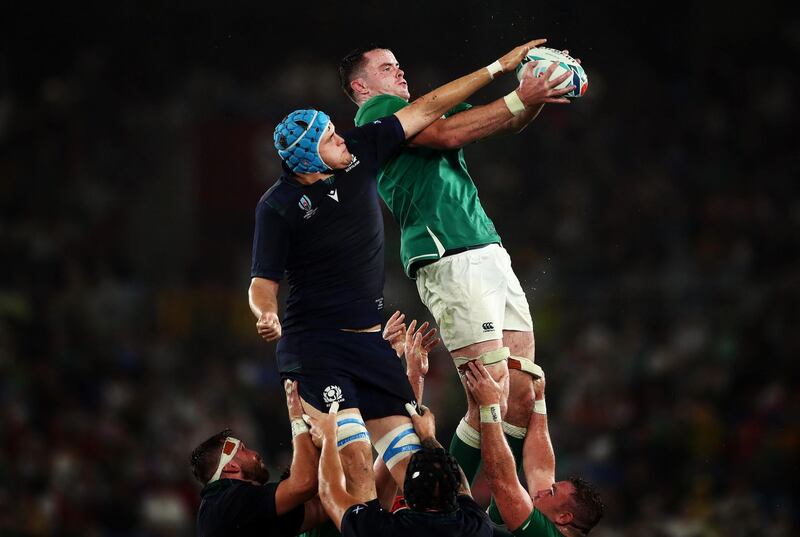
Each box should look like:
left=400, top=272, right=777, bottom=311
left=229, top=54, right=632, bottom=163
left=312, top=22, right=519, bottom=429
left=340, top=43, right=574, bottom=485
left=464, top=360, right=603, bottom=536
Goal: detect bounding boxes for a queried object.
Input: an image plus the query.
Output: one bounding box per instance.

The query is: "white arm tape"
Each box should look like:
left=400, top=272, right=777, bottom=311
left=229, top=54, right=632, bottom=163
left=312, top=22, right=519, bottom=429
left=291, top=418, right=309, bottom=439
left=504, top=90, right=526, bottom=116
left=534, top=399, right=547, bottom=415
left=486, top=60, right=503, bottom=79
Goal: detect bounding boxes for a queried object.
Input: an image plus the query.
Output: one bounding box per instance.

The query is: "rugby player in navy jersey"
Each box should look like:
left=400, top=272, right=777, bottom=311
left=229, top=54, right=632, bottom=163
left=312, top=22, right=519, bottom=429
left=248, top=40, right=545, bottom=506
left=308, top=398, right=492, bottom=537
left=191, top=381, right=328, bottom=537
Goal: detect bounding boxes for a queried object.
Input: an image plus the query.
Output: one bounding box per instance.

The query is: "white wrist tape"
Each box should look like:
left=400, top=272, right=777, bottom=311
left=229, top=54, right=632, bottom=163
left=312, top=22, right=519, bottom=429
left=291, top=418, right=309, bottom=438
left=486, top=60, right=503, bottom=79
left=534, top=399, right=547, bottom=415
left=480, top=404, right=502, bottom=424
left=504, top=90, right=526, bottom=116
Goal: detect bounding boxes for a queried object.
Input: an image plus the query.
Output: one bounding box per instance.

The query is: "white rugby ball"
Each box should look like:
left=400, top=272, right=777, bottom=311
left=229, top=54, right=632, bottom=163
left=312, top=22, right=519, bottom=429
left=515, top=47, right=588, bottom=98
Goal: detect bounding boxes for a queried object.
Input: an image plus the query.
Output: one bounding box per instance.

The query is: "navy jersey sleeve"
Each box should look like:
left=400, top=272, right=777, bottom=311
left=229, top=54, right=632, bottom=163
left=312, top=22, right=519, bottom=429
left=457, top=495, right=487, bottom=518
left=347, top=114, right=406, bottom=170
left=457, top=496, right=494, bottom=537
left=251, top=199, right=290, bottom=281
left=340, top=499, right=391, bottom=537
left=231, top=482, right=305, bottom=536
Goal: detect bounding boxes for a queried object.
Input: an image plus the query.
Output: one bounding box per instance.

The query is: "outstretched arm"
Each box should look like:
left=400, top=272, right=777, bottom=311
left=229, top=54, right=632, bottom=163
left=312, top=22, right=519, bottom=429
left=408, top=60, right=573, bottom=150
left=464, top=361, right=533, bottom=532
left=310, top=403, right=365, bottom=531
left=274, top=381, right=320, bottom=514
left=523, top=372, right=556, bottom=493
left=406, top=403, right=471, bottom=497
left=394, top=38, right=547, bottom=139
left=403, top=319, right=439, bottom=405
left=383, top=312, right=440, bottom=404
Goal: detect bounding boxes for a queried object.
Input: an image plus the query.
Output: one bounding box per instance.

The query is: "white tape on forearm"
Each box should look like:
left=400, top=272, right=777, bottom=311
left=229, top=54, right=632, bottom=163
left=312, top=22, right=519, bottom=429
left=504, top=90, right=526, bottom=116
left=291, top=418, right=309, bottom=439
left=533, top=399, right=547, bottom=415
left=486, top=60, right=503, bottom=79
left=480, top=404, right=502, bottom=424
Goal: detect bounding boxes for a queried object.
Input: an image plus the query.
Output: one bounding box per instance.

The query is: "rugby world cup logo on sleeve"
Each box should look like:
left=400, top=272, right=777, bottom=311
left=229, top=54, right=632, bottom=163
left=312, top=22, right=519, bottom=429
left=323, top=385, right=345, bottom=405
left=298, top=195, right=318, bottom=220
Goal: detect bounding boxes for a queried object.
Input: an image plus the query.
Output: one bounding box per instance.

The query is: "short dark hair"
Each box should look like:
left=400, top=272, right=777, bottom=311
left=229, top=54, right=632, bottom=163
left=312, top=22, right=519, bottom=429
left=567, top=477, right=604, bottom=533
left=190, top=429, right=233, bottom=485
left=338, top=45, right=389, bottom=103
left=403, top=447, right=461, bottom=513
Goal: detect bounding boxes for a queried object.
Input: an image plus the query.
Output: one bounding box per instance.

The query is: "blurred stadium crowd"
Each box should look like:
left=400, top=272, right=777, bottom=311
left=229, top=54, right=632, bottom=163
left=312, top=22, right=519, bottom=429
left=1, top=3, right=798, bottom=536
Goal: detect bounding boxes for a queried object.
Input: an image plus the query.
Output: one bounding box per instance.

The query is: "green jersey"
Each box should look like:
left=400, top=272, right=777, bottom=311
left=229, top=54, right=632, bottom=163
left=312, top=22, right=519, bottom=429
left=512, top=507, right=562, bottom=537
left=354, top=94, right=501, bottom=277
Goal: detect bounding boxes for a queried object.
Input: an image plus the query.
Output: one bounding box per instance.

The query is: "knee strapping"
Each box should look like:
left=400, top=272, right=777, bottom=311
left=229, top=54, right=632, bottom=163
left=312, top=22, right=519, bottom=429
left=456, top=418, right=481, bottom=449
left=502, top=421, right=528, bottom=439
left=336, top=416, right=371, bottom=450
left=454, top=347, right=511, bottom=374
left=373, top=424, right=421, bottom=470
left=507, top=356, right=543, bottom=379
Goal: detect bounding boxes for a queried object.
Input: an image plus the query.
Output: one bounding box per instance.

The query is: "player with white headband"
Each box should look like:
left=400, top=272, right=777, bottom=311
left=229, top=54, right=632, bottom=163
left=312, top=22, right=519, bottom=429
left=191, top=380, right=327, bottom=537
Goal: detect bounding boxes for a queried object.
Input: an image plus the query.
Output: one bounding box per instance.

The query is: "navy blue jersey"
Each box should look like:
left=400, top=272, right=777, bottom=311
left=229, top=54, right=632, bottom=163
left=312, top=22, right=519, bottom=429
left=340, top=496, right=493, bottom=537
left=196, top=479, right=304, bottom=537
left=251, top=115, right=405, bottom=334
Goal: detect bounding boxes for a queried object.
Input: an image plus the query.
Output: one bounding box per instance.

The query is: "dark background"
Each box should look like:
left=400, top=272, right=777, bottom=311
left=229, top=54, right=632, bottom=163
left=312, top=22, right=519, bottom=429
left=1, top=1, right=798, bottom=535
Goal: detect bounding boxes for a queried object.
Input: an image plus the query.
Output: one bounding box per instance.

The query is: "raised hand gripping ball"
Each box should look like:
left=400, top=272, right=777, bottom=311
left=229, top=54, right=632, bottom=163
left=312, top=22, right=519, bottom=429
left=516, top=47, right=588, bottom=98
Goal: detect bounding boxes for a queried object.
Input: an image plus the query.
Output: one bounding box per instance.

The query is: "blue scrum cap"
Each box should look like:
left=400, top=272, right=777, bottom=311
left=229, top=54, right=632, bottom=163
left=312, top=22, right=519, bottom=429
left=274, top=109, right=332, bottom=174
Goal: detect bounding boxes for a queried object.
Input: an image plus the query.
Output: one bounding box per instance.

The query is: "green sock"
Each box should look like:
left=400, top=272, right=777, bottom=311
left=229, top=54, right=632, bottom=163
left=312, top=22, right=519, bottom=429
left=449, top=428, right=482, bottom=484
left=488, top=428, right=527, bottom=525
left=488, top=498, right=504, bottom=525
left=504, top=429, right=526, bottom=470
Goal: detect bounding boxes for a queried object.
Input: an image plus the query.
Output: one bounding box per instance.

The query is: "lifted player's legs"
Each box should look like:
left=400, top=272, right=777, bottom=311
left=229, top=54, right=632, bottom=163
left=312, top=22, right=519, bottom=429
left=504, top=329, right=537, bottom=450
left=488, top=329, right=542, bottom=525
left=450, top=340, right=510, bottom=483
left=301, top=399, right=376, bottom=503
left=367, top=414, right=421, bottom=493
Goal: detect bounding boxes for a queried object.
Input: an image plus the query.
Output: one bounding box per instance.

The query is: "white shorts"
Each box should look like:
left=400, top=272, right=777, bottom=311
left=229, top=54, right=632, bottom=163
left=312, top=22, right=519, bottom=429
left=415, top=244, right=533, bottom=351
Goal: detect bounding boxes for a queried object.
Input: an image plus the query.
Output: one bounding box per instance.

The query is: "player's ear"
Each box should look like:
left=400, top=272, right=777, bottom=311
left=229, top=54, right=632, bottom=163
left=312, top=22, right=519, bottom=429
left=556, top=510, right=574, bottom=526
left=350, top=77, right=369, bottom=97
left=222, top=460, right=241, bottom=475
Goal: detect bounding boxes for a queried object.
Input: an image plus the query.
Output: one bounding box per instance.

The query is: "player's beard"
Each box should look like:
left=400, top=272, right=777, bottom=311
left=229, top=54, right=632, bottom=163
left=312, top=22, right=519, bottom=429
left=242, top=459, right=270, bottom=485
